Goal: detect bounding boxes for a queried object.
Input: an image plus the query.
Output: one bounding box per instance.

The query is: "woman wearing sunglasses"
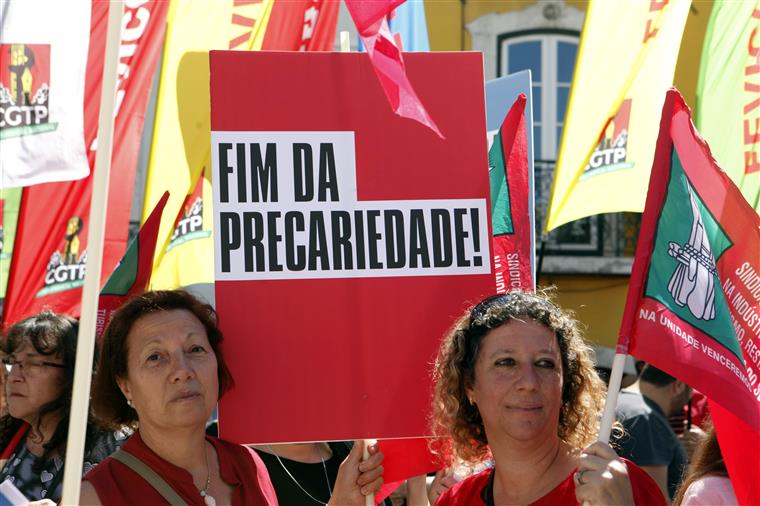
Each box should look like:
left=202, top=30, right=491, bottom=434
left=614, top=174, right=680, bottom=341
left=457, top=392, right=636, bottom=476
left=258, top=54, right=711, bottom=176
left=430, top=291, right=666, bottom=505
left=0, top=311, right=121, bottom=502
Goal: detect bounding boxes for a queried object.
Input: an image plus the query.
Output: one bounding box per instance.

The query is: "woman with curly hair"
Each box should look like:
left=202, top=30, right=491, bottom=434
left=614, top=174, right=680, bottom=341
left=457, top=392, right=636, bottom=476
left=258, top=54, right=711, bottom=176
left=430, top=292, right=665, bottom=505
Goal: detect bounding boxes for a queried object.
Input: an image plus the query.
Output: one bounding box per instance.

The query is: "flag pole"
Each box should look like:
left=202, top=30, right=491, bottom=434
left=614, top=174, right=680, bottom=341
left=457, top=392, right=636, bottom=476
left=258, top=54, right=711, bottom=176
left=340, top=30, right=351, bottom=52
left=340, top=29, right=376, bottom=506
left=597, top=352, right=627, bottom=444
left=60, top=1, right=124, bottom=504
left=579, top=352, right=626, bottom=506
left=336, top=29, right=381, bottom=505
left=362, top=439, right=377, bottom=506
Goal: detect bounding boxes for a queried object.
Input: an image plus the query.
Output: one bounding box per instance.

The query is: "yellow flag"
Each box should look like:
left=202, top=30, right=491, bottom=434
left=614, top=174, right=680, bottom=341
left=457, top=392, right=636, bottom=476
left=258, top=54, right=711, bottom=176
left=143, top=0, right=274, bottom=289
left=545, top=0, right=690, bottom=232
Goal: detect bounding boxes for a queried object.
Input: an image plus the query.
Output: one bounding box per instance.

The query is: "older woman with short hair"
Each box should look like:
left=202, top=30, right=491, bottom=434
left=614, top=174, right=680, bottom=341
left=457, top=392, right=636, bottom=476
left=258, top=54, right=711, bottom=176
left=81, top=290, right=382, bottom=505
left=431, top=292, right=665, bottom=505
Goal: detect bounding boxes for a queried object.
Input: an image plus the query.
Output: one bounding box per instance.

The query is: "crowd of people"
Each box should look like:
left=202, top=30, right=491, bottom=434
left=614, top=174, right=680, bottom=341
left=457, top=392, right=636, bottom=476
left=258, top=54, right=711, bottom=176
left=0, top=289, right=737, bottom=505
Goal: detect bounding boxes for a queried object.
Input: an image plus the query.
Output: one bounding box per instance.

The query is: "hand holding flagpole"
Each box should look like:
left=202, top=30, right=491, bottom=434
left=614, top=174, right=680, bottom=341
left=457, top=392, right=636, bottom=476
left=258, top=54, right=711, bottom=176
left=362, top=439, right=377, bottom=506
left=577, top=352, right=627, bottom=506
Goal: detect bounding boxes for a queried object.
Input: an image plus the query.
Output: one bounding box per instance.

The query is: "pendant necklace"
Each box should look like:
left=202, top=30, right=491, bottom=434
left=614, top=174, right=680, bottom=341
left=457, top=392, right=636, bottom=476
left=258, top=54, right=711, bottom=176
left=199, top=444, right=216, bottom=506
left=267, top=444, right=332, bottom=505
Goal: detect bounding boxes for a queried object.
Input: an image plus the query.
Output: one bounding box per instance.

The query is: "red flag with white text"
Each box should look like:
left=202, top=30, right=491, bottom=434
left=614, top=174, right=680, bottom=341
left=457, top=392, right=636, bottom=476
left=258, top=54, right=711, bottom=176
left=2, top=0, right=168, bottom=325
left=489, top=94, right=533, bottom=292
left=619, top=88, right=760, bottom=504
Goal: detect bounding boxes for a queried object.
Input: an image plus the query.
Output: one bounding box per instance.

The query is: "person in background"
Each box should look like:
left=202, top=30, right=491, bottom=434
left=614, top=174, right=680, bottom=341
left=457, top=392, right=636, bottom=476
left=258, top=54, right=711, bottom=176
left=668, top=389, right=709, bottom=463
left=253, top=442, right=391, bottom=506
left=592, top=348, right=639, bottom=390
left=613, top=364, right=690, bottom=501
left=0, top=311, right=121, bottom=502
left=672, top=425, right=737, bottom=505
left=430, top=291, right=665, bottom=505
left=427, top=459, right=494, bottom=505
left=389, top=474, right=428, bottom=506
left=80, top=290, right=383, bottom=505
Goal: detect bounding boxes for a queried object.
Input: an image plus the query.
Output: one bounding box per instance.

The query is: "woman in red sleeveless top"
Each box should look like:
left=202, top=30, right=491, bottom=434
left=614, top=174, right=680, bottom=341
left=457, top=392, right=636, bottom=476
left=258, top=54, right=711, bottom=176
left=430, top=292, right=666, bottom=506
left=80, top=290, right=383, bottom=505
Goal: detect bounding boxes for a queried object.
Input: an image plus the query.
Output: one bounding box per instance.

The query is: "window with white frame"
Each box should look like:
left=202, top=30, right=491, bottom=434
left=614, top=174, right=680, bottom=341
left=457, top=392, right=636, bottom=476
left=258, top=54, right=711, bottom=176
left=498, top=31, right=605, bottom=258
left=498, top=31, right=578, bottom=161
left=468, top=3, right=637, bottom=270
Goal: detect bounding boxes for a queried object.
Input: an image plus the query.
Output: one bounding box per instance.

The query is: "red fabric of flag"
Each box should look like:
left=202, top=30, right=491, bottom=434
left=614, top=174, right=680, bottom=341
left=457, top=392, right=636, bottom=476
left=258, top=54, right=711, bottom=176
left=97, top=191, right=169, bottom=337
left=619, top=88, right=760, bottom=504
left=375, top=437, right=441, bottom=503
left=490, top=94, right=533, bottom=292
left=2, top=1, right=168, bottom=325
left=261, top=0, right=338, bottom=51
left=710, top=400, right=760, bottom=505
left=343, top=0, right=442, bottom=138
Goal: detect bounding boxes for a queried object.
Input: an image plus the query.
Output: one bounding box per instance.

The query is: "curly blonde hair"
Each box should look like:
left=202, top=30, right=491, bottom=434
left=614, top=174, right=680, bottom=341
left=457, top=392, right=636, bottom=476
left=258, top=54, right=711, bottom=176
left=431, top=290, right=607, bottom=464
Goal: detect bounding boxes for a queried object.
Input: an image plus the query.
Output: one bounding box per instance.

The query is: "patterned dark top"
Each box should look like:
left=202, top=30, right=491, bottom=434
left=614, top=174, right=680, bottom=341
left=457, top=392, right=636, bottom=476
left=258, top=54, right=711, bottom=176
left=0, top=429, right=125, bottom=502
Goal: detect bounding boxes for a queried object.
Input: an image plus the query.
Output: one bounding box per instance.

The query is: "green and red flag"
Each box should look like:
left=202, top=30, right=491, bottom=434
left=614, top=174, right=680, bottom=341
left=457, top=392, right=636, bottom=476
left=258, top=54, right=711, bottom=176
left=489, top=94, right=533, bottom=292
left=96, top=191, right=168, bottom=337
left=619, top=88, right=760, bottom=503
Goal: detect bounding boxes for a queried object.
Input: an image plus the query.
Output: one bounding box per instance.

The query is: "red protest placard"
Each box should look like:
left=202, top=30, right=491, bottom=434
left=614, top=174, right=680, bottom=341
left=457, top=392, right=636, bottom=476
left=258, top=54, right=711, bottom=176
left=211, top=51, right=493, bottom=443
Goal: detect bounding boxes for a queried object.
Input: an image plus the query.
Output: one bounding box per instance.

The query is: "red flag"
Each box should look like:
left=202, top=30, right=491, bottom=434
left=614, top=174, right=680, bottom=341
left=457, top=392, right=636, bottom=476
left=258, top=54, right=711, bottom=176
left=343, top=0, right=443, bottom=138
left=489, top=94, right=533, bottom=292
left=376, top=438, right=440, bottom=503
left=2, top=1, right=168, bottom=325
left=710, top=400, right=760, bottom=505
left=261, top=0, right=338, bottom=51
left=619, top=88, right=760, bottom=504
left=96, top=192, right=169, bottom=337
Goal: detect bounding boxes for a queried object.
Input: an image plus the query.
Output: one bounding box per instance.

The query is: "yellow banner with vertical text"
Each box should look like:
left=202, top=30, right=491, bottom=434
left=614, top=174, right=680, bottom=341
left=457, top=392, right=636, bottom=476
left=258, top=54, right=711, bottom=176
left=545, top=0, right=690, bottom=232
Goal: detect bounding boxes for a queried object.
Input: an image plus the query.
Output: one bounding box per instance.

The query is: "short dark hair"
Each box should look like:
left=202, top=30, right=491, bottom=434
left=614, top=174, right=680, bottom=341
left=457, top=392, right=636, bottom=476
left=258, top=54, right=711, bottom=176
left=0, top=311, right=82, bottom=467
left=639, top=364, right=676, bottom=387
left=91, top=290, right=234, bottom=430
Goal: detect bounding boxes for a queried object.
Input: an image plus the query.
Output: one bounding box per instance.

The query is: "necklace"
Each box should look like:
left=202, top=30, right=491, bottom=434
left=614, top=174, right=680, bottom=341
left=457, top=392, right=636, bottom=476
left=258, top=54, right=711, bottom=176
left=266, top=444, right=332, bottom=505
left=199, top=444, right=216, bottom=506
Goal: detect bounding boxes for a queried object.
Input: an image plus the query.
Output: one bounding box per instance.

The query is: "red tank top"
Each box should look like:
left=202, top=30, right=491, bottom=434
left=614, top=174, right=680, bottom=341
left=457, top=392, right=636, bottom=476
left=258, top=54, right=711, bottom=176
left=84, top=431, right=277, bottom=505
